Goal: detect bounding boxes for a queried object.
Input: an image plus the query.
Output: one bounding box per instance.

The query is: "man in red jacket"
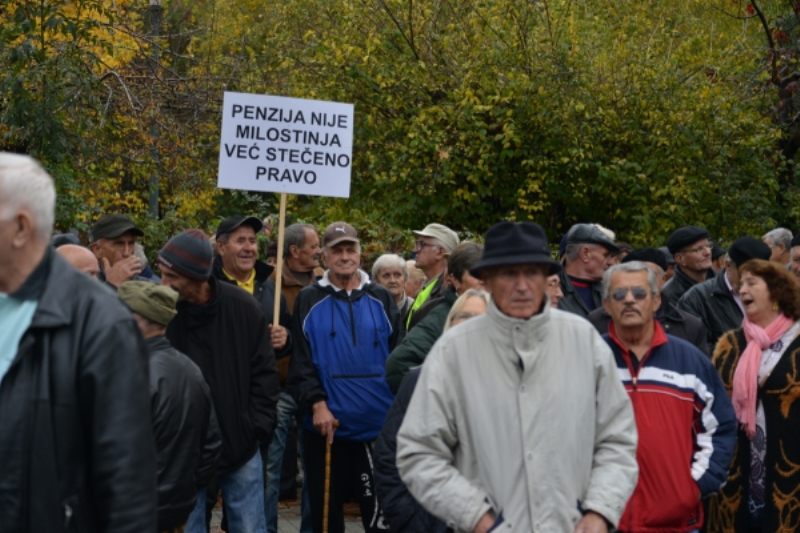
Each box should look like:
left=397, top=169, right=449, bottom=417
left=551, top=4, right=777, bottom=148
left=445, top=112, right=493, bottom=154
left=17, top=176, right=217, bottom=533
left=602, top=261, right=736, bottom=533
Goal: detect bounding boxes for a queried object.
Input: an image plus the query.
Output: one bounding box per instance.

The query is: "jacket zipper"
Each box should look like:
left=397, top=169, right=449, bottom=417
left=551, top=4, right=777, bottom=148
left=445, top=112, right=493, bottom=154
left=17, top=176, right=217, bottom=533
left=348, top=298, right=357, bottom=346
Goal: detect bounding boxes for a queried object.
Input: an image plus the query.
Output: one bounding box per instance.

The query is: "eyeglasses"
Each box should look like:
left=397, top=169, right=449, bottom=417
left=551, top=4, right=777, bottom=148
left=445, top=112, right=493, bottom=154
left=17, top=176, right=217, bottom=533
left=610, top=287, right=651, bottom=302
left=682, top=244, right=712, bottom=255
left=414, top=240, right=439, bottom=251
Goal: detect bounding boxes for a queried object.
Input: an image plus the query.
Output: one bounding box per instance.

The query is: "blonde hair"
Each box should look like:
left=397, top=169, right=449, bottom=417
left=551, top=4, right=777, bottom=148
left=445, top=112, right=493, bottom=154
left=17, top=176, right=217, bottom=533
left=444, top=289, right=491, bottom=332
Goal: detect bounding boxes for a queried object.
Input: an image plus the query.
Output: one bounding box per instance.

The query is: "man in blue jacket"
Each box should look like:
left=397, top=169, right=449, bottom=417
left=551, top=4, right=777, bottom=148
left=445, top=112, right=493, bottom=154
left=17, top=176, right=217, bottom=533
left=288, top=221, right=400, bottom=533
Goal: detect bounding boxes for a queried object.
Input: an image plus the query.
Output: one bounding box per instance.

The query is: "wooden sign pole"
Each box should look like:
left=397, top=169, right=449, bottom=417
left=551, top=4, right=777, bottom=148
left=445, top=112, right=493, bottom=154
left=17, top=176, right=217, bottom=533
left=272, top=193, right=287, bottom=327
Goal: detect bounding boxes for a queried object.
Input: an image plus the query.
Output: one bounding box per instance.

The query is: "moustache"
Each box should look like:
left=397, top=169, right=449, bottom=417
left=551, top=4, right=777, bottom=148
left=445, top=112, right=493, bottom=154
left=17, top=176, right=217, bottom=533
left=622, top=305, right=641, bottom=316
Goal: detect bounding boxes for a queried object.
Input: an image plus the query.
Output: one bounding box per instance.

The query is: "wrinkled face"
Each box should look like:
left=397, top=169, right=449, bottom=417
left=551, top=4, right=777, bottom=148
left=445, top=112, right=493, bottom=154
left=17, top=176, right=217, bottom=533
left=377, top=266, right=405, bottom=298
left=159, top=263, right=204, bottom=303
left=92, top=231, right=137, bottom=266
left=292, top=228, right=321, bottom=271
left=218, top=226, right=258, bottom=275
left=583, top=244, right=615, bottom=281
left=603, top=270, right=659, bottom=329
left=413, top=236, right=442, bottom=270
left=545, top=274, right=563, bottom=308
left=449, top=295, right=488, bottom=328
left=675, top=239, right=712, bottom=273
left=482, top=263, right=548, bottom=319
left=792, top=246, right=800, bottom=280
left=739, top=272, right=775, bottom=322
left=326, top=241, right=360, bottom=278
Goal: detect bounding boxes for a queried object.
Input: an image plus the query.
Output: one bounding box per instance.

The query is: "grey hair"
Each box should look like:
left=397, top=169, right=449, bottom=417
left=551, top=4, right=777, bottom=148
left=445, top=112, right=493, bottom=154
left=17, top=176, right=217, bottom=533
left=763, top=227, right=792, bottom=250
left=564, top=242, right=595, bottom=263
left=284, top=223, right=316, bottom=257
left=134, top=243, right=149, bottom=267
left=602, top=261, right=659, bottom=300
left=0, top=153, right=56, bottom=240
left=372, top=254, right=407, bottom=280
left=444, top=289, right=491, bottom=332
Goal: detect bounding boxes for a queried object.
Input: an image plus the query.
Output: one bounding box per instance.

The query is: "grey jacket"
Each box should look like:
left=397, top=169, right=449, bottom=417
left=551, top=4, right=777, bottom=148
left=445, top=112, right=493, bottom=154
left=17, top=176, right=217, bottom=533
left=397, top=301, right=639, bottom=533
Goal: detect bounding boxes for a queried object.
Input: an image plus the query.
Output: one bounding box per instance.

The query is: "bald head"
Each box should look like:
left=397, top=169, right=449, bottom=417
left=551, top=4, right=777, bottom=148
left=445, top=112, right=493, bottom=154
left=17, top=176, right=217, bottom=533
left=57, top=244, right=100, bottom=279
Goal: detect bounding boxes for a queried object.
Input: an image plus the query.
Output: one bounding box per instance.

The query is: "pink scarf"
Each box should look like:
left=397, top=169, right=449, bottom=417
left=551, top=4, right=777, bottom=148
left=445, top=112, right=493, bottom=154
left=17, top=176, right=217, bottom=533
left=733, top=314, right=793, bottom=439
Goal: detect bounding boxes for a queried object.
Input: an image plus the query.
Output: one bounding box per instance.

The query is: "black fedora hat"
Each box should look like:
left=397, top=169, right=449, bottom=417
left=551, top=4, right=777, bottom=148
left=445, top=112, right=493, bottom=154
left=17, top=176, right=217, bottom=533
left=470, top=221, right=561, bottom=278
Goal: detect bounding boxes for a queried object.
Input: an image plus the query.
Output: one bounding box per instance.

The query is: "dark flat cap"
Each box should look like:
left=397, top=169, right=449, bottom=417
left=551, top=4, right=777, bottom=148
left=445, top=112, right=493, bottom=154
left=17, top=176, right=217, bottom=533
left=566, top=223, right=620, bottom=254
left=216, top=215, right=263, bottom=239
left=666, top=226, right=708, bottom=255
left=658, top=246, right=676, bottom=266
left=711, top=244, right=727, bottom=260
left=728, top=237, right=771, bottom=266
left=470, top=221, right=561, bottom=278
left=91, top=214, right=143, bottom=241
left=622, top=248, right=667, bottom=271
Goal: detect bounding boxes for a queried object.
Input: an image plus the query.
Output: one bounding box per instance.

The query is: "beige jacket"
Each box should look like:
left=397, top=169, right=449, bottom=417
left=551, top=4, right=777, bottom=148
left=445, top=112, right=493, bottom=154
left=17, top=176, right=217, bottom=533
left=396, top=300, right=638, bottom=533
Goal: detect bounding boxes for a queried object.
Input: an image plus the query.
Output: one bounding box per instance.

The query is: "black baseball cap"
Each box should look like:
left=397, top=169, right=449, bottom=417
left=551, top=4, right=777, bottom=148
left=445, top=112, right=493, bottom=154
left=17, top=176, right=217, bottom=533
left=215, top=215, right=264, bottom=238
left=91, top=214, right=144, bottom=241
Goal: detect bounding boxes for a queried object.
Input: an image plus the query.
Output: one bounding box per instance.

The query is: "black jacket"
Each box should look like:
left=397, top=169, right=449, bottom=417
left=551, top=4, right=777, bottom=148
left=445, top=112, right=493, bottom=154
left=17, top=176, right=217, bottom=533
left=212, top=256, right=293, bottom=359
left=557, top=268, right=603, bottom=317
left=374, top=368, right=448, bottom=533
left=146, top=335, right=222, bottom=530
left=587, top=302, right=710, bottom=356
left=677, top=269, right=743, bottom=352
left=0, top=249, right=157, bottom=532
left=166, top=275, right=279, bottom=475
left=661, top=265, right=715, bottom=309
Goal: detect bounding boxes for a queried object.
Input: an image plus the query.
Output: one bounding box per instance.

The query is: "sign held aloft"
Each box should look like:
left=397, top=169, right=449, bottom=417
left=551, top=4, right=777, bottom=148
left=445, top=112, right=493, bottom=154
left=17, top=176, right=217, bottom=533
left=218, top=92, right=354, bottom=198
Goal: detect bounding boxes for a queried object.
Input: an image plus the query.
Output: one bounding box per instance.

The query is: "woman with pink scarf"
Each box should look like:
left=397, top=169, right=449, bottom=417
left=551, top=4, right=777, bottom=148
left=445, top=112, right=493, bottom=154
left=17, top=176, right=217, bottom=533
left=706, top=259, right=800, bottom=533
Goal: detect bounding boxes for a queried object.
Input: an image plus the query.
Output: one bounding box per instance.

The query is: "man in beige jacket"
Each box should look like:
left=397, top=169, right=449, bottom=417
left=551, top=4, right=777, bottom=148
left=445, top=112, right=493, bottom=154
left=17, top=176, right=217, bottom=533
left=396, top=221, right=639, bottom=533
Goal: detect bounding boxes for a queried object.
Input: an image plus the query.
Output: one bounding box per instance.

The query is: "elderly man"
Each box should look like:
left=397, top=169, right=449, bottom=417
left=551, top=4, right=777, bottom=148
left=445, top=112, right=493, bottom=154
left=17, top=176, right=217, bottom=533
left=0, top=153, right=157, bottom=531
left=385, top=242, right=484, bottom=393
left=159, top=229, right=279, bottom=533
left=660, top=226, right=715, bottom=307
left=558, top=223, right=620, bottom=317
left=288, top=222, right=400, bottom=533
left=678, top=237, right=771, bottom=351
left=397, top=221, right=638, bottom=533
left=405, top=223, right=459, bottom=329
left=601, top=262, right=736, bottom=533
left=90, top=213, right=151, bottom=286
left=763, top=227, right=792, bottom=267
left=118, top=281, right=222, bottom=532
left=404, top=260, right=426, bottom=299
left=56, top=243, right=100, bottom=278
left=587, top=248, right=708, bottom=355
left=264, top=222, right=323, bottom=533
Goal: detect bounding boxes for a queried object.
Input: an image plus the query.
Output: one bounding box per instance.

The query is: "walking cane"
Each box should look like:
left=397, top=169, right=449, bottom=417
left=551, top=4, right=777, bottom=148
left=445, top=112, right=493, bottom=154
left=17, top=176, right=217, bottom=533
left=323, top=420, right=340, bottom=533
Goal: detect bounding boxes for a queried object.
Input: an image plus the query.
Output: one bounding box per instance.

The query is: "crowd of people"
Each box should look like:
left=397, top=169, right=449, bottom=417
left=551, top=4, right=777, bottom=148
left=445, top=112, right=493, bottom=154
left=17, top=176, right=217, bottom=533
left=2, top=150, right=800, bottom=533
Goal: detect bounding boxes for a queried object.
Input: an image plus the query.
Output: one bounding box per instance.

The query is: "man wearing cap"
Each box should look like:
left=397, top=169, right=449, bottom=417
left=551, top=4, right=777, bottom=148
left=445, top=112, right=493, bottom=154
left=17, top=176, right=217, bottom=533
left=118, top=281, right=222, bottom=533
left=558, top=223, right=620, bottom=317
left=405, top=223, right=459, bottom=330
left=90, top=213, right=153, bottom=287
left=678, top=237, right=772, bottom=351
left=0, top=153, right=157, bottom=531
left=762, top=227, right=792, bottom=267
left=600, top=261, right=736, bottom=533
left=158, top=229, right=279, bottom=533
left=587, top=248, right=709, bottom=355
left=791, top=234, right=800, bottom=281
left=397, top=221, right=638, bottom=533
left=660, top=226, right=715, bottom=308
left=287, top=222, right=400, bottom=533
left=711, top=244, right=727, bottom=273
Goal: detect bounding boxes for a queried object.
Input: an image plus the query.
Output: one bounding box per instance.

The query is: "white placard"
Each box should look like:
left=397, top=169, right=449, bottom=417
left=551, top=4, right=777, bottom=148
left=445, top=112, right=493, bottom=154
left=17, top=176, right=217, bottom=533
left=217, top=92, right=354, bottom=198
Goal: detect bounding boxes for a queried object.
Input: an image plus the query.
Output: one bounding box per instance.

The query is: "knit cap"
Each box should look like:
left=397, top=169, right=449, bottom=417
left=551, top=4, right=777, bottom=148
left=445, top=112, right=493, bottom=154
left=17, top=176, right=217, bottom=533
left=156, top=229, right=213, bottom=281
left=118, top=281, right=178, bottom=326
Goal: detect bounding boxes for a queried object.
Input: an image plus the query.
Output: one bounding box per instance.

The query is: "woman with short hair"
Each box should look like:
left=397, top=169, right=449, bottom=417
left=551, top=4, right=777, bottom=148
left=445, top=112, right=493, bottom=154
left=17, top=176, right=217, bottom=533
left=707, top=259, right=800, bottom=532
left=372, top=254, right=413, bottom=318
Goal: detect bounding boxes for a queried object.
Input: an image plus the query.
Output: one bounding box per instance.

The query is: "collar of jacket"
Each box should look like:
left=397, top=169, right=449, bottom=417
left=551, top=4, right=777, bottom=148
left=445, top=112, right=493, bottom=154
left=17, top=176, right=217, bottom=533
left=276, top=266, right=324, bottom=288
left=710, top=268, right=735, bottom=299
left=485, top=297, right=550, bottom=363
left=211, top=255, right=273, bottom=287
left=145, top=334, right=171, bottom=352
left=317, top=268, right=370, bottom=296
left=28, top=250, right=78, bottom=329
left=607, top=318, right=669, bottom=364
left=175, top=275, right=222, bottom=319
left=672, top=264, right=715, bottom=290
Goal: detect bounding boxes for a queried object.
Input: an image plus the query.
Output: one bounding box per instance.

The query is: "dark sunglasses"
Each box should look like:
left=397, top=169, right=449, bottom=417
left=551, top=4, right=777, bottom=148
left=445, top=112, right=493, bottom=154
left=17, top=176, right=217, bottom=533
left=611, top=287, right=650, bottom=302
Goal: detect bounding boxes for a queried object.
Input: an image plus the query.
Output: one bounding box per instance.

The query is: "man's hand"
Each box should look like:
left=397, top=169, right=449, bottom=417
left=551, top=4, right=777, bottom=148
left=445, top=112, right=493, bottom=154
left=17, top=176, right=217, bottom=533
left=312, top=401, right=337, bottom=444
left=102, top=256, right=142, bottom=287
left=472, top=512, right=495, bottom=533
left=574, top=511, right=609, bottom=533
left=269, top=324, right=288, bottom=350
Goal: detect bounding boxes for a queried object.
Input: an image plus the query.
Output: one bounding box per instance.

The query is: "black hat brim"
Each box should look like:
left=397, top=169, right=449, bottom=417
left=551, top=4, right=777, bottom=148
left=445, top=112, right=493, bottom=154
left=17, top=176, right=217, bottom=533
left=470, top=254, right=562, bottom=279
left=216, top=216, right=264, bottom=238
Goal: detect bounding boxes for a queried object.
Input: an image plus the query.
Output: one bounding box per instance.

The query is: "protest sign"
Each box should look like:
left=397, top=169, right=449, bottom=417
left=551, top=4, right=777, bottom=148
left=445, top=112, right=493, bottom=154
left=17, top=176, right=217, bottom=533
left=217, top=92, right=354, bottom=198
